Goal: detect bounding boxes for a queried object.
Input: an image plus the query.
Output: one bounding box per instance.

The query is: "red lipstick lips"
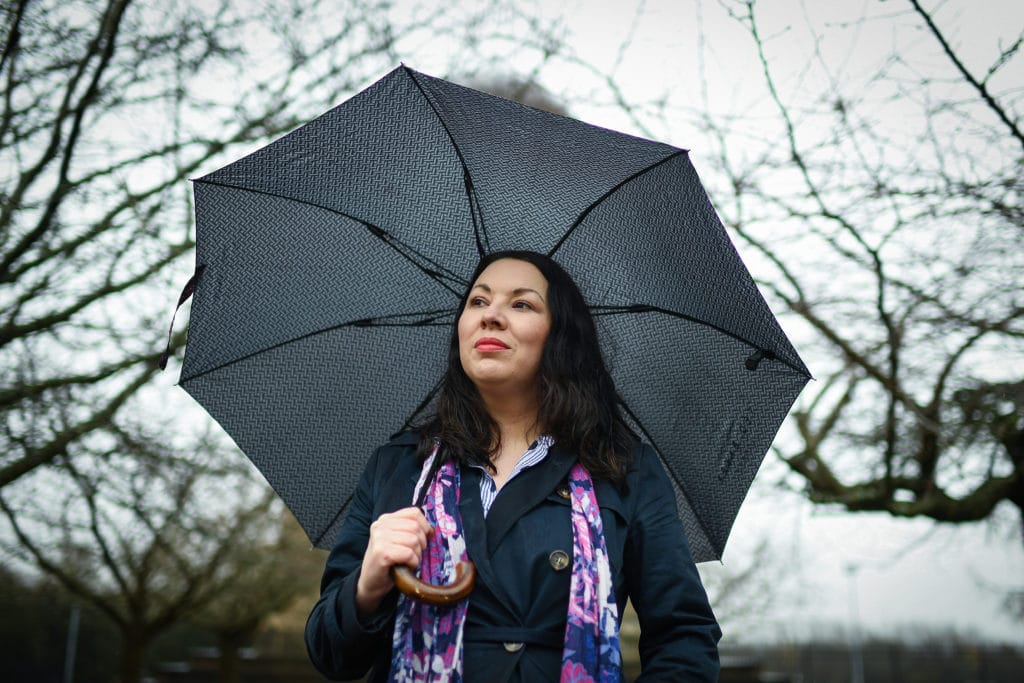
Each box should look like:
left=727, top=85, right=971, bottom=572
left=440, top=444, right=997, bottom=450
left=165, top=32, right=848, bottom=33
left=475, top=337, right=509, bottom=352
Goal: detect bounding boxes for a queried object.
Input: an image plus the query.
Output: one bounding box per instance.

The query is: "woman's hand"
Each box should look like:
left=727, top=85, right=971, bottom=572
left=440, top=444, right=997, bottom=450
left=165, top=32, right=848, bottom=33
left=355, top=506, right=433, bottom=617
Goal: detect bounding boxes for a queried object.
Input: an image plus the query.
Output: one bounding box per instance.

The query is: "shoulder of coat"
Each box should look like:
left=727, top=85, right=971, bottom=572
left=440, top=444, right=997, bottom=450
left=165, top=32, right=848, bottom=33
left=368, top=430, right=421, bottom=474
left=385, top=429, right=421, bottom=447
left=628, top=437, right=655, bottom=464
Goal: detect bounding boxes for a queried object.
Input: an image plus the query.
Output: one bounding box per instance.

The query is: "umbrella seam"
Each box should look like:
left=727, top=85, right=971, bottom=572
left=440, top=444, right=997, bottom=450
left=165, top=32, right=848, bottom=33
left=311, top=376, right=445, bottom=547
left=617, top=399, right=719, bottom=560
left=548, top=149, right=689, bottom=258
left=402, top=66, right=489, bottom=257
left=591, top=306, right=811, bottom=378
left=192, top=179, right=470, bottom=296
left=312, top=492, right=353, bottom=548
left=179, top=309, right=453, bottom=384
left=364, top=225, right=469, bottom=295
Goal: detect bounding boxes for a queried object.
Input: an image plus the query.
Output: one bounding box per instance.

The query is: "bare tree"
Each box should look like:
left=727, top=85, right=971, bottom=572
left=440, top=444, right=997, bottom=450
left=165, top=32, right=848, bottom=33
left=0, top=425, right=283, bottom=683
left=0, top=5, right=404, bottom=674
left=192, top=512, right=325, bottom=683
left=696, top=0, right=1023, bottom=536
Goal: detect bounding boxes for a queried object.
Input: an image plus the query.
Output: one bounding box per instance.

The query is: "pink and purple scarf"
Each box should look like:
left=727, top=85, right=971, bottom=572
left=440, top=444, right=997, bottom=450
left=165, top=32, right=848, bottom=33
left=389, top=446, right=621, bottom=682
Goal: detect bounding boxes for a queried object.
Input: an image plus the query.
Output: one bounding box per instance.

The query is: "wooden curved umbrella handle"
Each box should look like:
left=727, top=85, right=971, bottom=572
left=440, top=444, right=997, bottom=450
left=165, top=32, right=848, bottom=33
left=391, top=561, right=476, bottom=605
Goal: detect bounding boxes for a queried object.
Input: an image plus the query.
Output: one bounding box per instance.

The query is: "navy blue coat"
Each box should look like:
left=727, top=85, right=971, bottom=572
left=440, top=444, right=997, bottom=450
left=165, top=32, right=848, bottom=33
left=305, top=432, right=721, bottom=682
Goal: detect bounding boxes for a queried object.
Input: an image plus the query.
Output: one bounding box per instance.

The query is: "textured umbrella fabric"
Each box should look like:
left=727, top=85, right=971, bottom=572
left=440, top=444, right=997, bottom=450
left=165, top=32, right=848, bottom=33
left=180, top=66, right=810, bottom=561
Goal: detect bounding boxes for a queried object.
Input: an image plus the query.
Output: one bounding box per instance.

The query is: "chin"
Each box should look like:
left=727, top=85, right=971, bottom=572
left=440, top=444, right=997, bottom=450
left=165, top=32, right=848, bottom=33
left=467, top=371, right=510, bottom=387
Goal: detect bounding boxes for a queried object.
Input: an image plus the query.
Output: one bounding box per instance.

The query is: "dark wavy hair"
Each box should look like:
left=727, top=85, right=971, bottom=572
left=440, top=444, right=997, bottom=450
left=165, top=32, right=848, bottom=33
left=418, top=250, right=633, bottom=485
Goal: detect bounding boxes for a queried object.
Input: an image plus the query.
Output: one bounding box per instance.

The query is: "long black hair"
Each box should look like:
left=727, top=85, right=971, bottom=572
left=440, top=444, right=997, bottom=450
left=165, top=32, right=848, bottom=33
left=418, top=250, right=633, bottom=485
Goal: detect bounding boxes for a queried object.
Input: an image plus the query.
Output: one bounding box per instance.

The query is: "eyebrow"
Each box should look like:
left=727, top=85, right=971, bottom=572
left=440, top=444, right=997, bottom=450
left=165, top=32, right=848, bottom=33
left=471, top=283, right=546, bottom=301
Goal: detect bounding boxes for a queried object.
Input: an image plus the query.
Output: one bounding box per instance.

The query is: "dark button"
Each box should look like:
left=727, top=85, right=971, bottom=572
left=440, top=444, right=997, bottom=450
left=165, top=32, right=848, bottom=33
left=556, top=485, right=571, bottom=500
left=503, top=641, right=524, bottom=653
left=549, top=549, right=570, bottom=571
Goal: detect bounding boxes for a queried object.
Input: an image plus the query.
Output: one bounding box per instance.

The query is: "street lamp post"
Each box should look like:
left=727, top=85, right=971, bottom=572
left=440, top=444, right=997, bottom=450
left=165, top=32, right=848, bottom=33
left=846, top=563, right=865, bottom=683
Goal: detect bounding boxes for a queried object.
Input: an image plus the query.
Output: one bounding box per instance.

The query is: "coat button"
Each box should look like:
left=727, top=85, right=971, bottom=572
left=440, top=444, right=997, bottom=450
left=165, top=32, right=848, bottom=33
left=556, top=485, right=570, bottom=499
left=549, top=549, right=570, bottom=571
left=503, top=642, right=524, bottom=653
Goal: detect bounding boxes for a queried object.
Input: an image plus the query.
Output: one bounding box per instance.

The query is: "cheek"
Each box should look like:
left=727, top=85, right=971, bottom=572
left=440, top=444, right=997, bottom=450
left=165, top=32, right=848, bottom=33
left=526, top=321, right=551, bottom=355
left=457, top=313, right=474, bottom=351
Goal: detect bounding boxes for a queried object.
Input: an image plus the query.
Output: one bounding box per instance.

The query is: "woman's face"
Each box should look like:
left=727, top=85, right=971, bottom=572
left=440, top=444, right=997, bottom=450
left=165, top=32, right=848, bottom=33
left=458, top=258, right=551, bottom=394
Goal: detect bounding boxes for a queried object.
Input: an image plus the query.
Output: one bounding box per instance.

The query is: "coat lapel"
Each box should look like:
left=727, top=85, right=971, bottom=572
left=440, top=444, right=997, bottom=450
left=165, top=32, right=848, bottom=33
left=485, top=445, right=576, bottom=555
left=458, top=465, right=518, bottom=612
left=452, top=445, right=579, bottom=614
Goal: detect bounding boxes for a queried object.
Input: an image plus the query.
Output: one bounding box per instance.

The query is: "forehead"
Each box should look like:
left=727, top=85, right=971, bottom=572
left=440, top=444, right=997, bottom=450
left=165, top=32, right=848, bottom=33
left=472, top=259, right=547, bottom=292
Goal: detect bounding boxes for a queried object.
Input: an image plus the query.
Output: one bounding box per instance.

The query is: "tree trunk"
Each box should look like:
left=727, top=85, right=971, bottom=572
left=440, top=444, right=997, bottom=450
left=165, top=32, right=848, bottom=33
left=218, top=640, right=240, bottom=683
left=217, top=626, right=256, bottom=683
left=118, top=630, right=146, bottom=683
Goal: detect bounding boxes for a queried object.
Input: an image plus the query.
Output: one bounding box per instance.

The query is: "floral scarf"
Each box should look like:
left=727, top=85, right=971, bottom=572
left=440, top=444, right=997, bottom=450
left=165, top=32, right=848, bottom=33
left=389, top=446, right=621, bottom=682
left=561, top=462, right=622, bottom=682
left=389, top=446, right=469, bottom=682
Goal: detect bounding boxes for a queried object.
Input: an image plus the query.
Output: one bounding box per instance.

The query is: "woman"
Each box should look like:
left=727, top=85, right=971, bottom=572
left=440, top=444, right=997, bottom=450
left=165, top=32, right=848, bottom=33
left=306, top=251, right=721, bottom=682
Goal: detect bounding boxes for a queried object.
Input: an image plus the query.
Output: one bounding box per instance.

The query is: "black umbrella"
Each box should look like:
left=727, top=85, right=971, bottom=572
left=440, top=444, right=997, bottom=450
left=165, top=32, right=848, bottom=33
left=171, top=65, right=810, bottom=563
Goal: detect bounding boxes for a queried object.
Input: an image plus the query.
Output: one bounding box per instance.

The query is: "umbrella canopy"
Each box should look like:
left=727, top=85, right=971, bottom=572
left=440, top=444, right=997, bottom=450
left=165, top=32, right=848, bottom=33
left=178, top=66, right=810, bottom=562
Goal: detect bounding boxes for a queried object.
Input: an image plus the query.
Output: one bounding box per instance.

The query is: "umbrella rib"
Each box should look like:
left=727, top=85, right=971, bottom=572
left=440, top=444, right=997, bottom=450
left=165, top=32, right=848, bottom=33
left=192, top=179, right=469, bottom=296
left=179, top=309, right=453, bottom=384
left=591, top=305, right=810, bottom=378
left=548, top=149, right=689, bottom=258
left=617, top=399, right=720, bottom=556
left=194, top=179, right=384, bottom=229
left=403, top=66, right=489, bottom=256
left=364, top=225, right=469, bottom=296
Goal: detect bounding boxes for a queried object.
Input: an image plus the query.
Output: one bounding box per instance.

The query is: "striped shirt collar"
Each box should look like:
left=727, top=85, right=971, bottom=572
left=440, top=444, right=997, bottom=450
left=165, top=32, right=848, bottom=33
left=471, top=435, right=554, bottom=517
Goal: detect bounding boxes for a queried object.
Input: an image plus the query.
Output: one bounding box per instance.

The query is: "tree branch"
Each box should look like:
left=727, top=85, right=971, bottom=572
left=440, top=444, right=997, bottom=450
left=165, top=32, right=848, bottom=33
left=0, top=364, right=157, bottom=487
left=908, top=0, right=1024, bottom=151
left=0, top=0, right=133, bottom=268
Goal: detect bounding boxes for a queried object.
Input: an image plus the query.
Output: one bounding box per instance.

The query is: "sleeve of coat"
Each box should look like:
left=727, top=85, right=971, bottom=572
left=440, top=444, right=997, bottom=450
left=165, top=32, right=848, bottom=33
left=305, top=444, right=397, bottom=680
left=625, top=444, right=722, bottom=682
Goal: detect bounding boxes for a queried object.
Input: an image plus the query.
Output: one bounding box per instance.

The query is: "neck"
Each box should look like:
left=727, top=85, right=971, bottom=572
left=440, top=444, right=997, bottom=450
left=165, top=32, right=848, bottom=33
left=476, top=384, right=542, bottom=448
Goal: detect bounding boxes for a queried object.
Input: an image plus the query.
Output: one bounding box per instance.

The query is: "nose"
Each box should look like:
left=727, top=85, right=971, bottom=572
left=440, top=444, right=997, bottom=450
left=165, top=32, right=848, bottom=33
left=481, top=304, right=506, bottom=328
